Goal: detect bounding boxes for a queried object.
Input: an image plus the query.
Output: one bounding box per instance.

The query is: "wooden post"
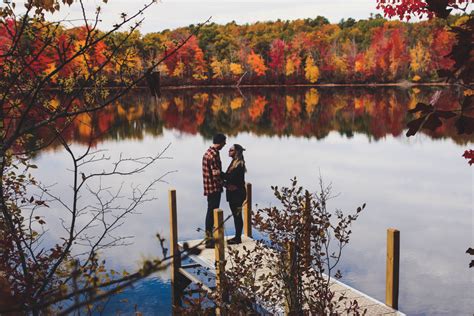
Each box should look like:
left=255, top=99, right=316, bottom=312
left=214, top=209, right=225, bottom=315
left=386, top=228, right=400, bottom=309
left=243, top=182, right=252, bottom=238
left=169, top=189, right=181, bottom=310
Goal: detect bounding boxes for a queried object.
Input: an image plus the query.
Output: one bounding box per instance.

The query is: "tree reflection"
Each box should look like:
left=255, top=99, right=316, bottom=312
left=31, top=87, right=473, bottom=152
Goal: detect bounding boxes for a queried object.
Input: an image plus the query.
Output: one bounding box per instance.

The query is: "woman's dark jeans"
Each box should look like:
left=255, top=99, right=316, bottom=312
left=230, top=202, right=243, bottom=239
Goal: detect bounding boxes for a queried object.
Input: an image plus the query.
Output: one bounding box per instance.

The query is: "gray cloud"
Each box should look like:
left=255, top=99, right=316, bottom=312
left=43, top=0, right=386, bottom=33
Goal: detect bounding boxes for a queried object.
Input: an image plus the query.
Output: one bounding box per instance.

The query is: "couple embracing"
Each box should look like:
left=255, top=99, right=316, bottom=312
left=202, top=133, right=247, bottom=248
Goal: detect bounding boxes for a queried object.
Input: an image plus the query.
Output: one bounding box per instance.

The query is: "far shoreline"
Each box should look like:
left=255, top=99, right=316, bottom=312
left=45, top=82, right=455, bottom=92
left=158, top=82, right=452, bottom=90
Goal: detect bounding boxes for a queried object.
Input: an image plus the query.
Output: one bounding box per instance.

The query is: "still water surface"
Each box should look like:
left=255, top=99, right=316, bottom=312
left=33, top=87, right=473, bottom=315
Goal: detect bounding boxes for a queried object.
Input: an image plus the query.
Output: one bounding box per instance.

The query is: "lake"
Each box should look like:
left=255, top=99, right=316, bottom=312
left=31, top=86, right=473, bottom=315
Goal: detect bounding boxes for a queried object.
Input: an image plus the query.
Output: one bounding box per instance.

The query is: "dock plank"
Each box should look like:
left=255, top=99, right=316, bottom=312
left=178, top=236, right=405, bottom=315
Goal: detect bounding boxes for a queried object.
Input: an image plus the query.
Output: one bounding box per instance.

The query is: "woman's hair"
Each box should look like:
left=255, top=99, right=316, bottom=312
left=229, top=144, right=247, bottom=173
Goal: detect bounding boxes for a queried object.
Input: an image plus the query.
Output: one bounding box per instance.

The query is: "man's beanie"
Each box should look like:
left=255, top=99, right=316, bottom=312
left=213, top=133, right=226, bottom=144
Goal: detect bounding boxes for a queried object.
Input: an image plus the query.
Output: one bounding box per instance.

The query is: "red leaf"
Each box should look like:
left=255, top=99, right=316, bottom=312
left=462, top=150, right=474, bottom=165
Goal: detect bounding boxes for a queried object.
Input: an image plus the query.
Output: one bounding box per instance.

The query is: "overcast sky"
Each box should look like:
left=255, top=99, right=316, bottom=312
left=49, top=0, right=389, bottom=34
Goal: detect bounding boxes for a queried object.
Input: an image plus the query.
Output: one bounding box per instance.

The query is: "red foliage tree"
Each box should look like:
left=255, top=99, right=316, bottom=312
left=429, top=28, right=455, bottom=70
left=268, top=39, right=286, bottom=75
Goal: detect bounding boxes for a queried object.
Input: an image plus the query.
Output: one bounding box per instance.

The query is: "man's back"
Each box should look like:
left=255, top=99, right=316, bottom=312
left=202, top=146, right=223, bottom=196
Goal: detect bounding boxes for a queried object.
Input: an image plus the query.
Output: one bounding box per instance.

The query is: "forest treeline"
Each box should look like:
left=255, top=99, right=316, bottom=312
left=0, top=14, right=469, bottom=86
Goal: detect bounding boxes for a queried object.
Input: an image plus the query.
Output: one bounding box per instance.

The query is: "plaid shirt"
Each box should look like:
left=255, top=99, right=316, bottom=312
left=202, top=146, right=223, bottom=196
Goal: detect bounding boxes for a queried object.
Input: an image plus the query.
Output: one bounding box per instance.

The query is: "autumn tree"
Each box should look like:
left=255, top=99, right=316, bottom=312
left=304, top=55, right=320, bottom=83
left=229, top=62, right=244, bottom=76
left=210, top=57, right=226, bottom=79
left=0, top=0, right=207, bottom=314
left=268, top=38, right=287, bottom=76
left=409, top=42, right=431, bottom=80
left=247, top=50, right=267, bottom=77
left=285, top=53, right=301, bottom=78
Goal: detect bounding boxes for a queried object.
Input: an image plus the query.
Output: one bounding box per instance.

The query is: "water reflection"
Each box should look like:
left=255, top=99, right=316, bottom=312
left=33, top=87, right=471, bottom=151
left=30, top=87, right=473, bottom=315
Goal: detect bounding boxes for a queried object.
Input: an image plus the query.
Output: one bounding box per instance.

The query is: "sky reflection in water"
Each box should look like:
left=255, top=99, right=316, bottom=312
left=32, top=87, right=473, bottom=315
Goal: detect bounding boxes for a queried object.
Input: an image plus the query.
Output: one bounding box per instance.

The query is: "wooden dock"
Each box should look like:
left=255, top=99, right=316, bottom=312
left=169, top=186, right=405, bottom=315
left=177, top=236, right=404, bottom=315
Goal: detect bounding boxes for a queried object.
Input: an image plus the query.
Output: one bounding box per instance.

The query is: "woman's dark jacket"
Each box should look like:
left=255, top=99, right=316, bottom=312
left=223, top=163, right=246, bottom=206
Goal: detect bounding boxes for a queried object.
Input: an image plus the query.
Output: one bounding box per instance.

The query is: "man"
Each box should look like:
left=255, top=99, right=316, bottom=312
left=202, top=133, right=226, bottom=248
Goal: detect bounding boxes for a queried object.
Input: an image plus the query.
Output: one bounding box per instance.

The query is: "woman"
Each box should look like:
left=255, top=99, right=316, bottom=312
left=224, top=144, right=247, bottom=245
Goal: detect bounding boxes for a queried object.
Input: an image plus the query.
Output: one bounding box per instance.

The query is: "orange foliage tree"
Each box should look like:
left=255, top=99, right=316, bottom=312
left=247, top=51, right=267, bottom=77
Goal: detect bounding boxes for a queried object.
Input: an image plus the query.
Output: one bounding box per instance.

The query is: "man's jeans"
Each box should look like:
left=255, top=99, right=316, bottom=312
left=206, top=191, right=222, bottom=236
